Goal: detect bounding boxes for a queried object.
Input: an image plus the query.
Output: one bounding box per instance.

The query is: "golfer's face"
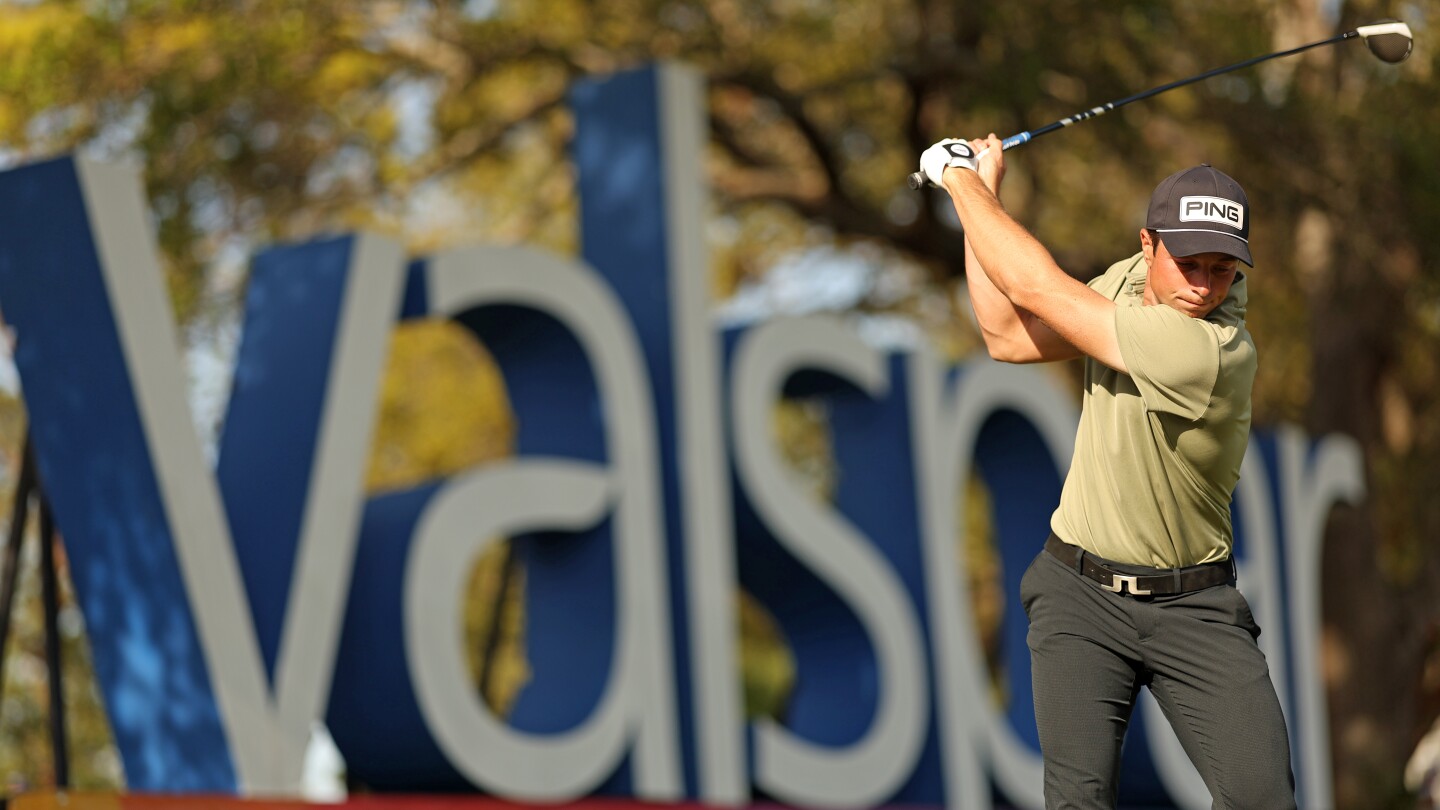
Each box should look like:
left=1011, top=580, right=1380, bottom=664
left=1144, top=238, right=1239, bottom=319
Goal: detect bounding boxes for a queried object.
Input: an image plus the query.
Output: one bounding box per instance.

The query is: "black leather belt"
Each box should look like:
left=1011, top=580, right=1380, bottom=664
left=1044, top=533, right=1234, bottom=597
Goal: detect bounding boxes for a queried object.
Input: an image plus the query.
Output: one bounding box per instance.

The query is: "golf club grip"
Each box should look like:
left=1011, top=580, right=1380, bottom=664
left=906, top=132, right=1032, bottom=189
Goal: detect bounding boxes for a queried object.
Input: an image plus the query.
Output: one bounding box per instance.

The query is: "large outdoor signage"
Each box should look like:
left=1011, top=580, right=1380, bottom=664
left=0, top=64, right=1363, bottom=810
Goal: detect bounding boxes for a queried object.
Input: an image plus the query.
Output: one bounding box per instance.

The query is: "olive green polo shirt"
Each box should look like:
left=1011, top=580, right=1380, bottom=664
left=1050, top=252, right=1256, bottom=567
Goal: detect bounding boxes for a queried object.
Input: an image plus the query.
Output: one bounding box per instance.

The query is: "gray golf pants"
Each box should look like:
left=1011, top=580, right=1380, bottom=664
left=1021, top=547, right=1297, bottom=809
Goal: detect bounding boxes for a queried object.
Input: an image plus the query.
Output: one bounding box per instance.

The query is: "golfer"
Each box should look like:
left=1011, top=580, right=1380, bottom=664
left=919, top=135, right=1296, bottom=809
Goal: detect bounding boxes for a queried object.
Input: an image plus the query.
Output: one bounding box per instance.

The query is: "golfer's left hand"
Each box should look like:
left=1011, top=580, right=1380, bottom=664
left=920, top=138, right=980, bottom=186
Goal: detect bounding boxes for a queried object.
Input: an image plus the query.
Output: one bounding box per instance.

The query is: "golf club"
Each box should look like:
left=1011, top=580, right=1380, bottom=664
left=907, top=20, right=1414, bottom=189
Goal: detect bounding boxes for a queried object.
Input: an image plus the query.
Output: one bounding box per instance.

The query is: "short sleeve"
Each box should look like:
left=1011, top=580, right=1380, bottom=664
left=1087, top=255, right=1141, bottom=300
left=1114, top=305, right=1220, bottom=421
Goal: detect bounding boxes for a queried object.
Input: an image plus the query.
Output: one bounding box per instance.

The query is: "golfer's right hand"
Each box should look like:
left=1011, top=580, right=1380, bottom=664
left=970, top=134, right=1005, bottom=195
left=920, top=138, right=980, bottom=186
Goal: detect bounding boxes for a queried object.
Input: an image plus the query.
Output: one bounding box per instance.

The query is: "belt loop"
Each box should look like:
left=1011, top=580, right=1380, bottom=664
left=1173, top=569, right=1182, bottom=592
left=1074, top=548, right=1086, bottom=575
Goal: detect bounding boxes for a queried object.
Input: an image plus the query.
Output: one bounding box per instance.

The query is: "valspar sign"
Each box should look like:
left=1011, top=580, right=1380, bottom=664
left=0, top=64, right=1360, bottom=810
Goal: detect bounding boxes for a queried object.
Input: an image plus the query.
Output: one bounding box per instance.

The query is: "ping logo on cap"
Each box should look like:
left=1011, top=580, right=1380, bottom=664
left=1179, top=195, right=1244, bottom=229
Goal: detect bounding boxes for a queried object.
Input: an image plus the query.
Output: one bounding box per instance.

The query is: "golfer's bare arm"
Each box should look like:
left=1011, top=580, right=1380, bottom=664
left=946, top=138, right=1126, bottom=372
left=963, top=235, right=1082, bottom=364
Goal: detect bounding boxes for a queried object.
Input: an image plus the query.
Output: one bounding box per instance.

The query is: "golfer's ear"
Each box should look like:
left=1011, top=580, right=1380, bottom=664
left=1140, top=228, right=1157, bottom=265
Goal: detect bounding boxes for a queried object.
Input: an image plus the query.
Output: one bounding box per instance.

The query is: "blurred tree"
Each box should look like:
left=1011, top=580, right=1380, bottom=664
left=0, top=0, right=1437, bottom=806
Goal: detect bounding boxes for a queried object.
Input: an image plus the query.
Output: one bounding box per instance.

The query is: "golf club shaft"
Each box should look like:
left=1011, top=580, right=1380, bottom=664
left=907, top=29, right=1357, bottom=189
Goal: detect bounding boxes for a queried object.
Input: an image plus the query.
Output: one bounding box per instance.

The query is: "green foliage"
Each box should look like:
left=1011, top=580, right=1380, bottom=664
left=366, top=320, right=515, bottom=493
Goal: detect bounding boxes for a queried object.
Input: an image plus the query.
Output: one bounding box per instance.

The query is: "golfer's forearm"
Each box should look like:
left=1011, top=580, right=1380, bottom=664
left=964, top=236, right=1044, bottom=360
left=966, top=232, right=1087, bottom=362
left=944, top=167, right=1125, bottom=370
left=944, top=169, right=1063, bottom=315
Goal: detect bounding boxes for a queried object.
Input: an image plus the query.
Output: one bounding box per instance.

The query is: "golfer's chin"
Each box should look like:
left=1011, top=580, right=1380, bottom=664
left=1170, top=298, right=1214, bottom=318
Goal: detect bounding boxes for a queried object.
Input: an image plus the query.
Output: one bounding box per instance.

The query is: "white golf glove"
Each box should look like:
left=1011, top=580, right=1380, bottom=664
left=920, top=138, right=980, bottom=186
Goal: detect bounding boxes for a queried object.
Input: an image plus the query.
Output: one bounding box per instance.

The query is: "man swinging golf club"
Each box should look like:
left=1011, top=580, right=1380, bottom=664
left=920, top=136, right=1295, bottom=809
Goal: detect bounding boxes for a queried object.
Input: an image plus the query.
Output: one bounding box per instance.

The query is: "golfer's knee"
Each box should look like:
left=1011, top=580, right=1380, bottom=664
left=1212, top=760, right=1296, bottom=810
left=1043, top=766, right=1118, bottom=809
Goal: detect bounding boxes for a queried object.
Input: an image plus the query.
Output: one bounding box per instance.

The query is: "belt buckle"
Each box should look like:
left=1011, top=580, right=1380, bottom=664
left=1103, top=573, right=1152, bottom=596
